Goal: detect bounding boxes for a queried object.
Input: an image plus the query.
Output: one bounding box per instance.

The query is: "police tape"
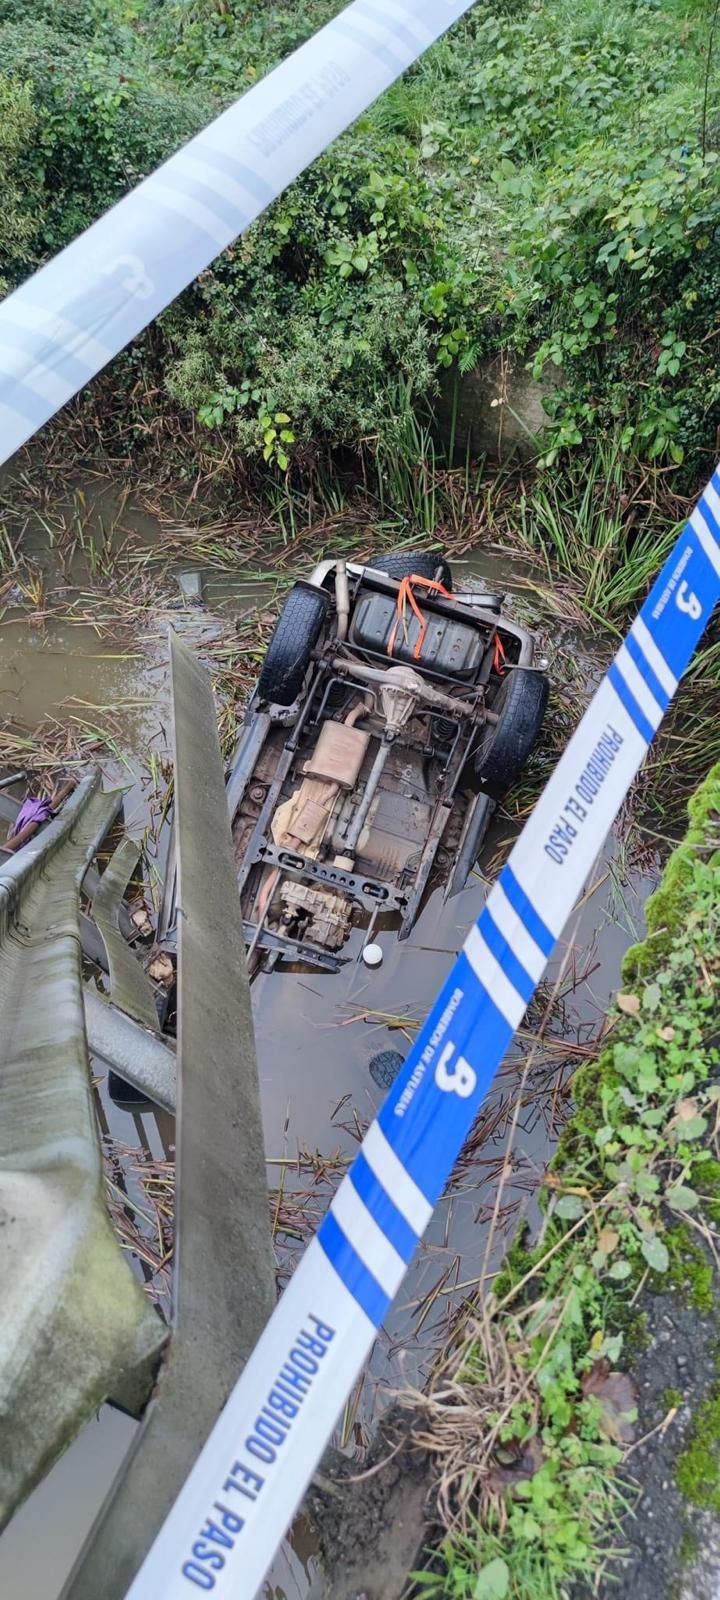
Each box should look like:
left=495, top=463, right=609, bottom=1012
left=0, top=0, right=477, bottom=466
left=123, top=491, right=720, bottom=1599
left=1, top=0, right=718, bottom=1592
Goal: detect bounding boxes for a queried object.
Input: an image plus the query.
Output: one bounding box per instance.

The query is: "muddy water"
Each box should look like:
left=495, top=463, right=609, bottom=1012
left=0, top=484, right=659, bottom=1599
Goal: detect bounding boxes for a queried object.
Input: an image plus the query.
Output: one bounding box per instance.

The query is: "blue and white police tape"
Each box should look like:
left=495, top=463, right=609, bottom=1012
left=124, top=494, right=720, bottom=1598
left=0, top=0, right=477, bottom=468
left=1, top=0, right=717, bottom=1588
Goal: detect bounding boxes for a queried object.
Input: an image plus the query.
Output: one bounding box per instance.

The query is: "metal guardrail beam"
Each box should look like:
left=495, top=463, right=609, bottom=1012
left=91, top=837, right=160, bottom=1029
left=61, top=631, right=275, bottom=1599
left=84, top=988, right=177, bottom=1114
left=0, top=773, right=167, bottom=1529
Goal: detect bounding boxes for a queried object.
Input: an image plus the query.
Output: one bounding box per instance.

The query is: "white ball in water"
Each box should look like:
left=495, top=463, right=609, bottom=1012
left=362, top=942, right=383, bottom=968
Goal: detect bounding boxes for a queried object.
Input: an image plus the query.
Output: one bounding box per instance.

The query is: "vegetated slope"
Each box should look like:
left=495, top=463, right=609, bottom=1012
left=412, top=764, right=720, bottom=1600
left=0, top=0, right=719, bottom=481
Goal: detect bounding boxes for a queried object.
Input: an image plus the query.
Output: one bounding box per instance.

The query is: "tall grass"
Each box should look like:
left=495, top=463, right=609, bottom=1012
left=373, top=381, right=439, bottom=534
left=514, top=440, right=682, bottom=627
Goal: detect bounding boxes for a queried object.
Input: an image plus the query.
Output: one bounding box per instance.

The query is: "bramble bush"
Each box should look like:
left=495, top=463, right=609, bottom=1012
left=0, top=0, right=719, bottom=482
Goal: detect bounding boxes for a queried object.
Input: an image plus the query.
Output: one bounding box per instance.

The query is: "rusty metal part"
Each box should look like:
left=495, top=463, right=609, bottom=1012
left=379, top=671, right=425, bottom=735
left=398, top=800, right=454, bottom=939
left=334, top=558, right=350, bottom=642
left=331, top=655, right=491, bottom=720
left=345, top=696, right=372, bottom=727
left=61, top=631, right=275, bottom=1600
left=272, top=776, right=340, bottom=856
left=339, top=739, right=391, bottom=858
left=279, top=880, right=353, bottom=950
left=235, top=665, right=325, bottom=901
left=310, top=555, right=536, bottom=667
left=249, top=840, right=405, bottom=912
left=304, top=718, right=370, bottom=787
left=243, top=918, right=347, bottom=971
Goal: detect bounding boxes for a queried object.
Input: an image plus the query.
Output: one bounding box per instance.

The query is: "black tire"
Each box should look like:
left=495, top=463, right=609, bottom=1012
left=369, top=1049, right=405, bottom=1092
left=366, top=550, right=453, bottom=590
left=474, top=668, right=549, bottom=800
left=257, top=586, right=329, bottom=706
left=108, top=1070, right=153, bottom=1109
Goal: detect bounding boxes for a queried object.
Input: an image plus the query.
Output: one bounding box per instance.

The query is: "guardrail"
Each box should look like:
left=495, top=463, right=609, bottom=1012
left=0, top=1, right=717, bottom=1595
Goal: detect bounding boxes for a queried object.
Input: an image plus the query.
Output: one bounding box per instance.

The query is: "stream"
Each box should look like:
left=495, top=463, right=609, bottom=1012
left=0, top=477, right=660, bottom=1600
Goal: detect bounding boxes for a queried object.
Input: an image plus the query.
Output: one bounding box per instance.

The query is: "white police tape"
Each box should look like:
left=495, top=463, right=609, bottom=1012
left=0, top=0, right=717, bottom=1592
left=122, top=493, right=720, bottom=1599
left=0, top=0, right=477, bottom=465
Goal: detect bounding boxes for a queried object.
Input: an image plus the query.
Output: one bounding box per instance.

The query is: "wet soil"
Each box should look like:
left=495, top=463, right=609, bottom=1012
left=0, top=474, right=661, bottom=1600
left=308, top=1422, right=432, bottom=1600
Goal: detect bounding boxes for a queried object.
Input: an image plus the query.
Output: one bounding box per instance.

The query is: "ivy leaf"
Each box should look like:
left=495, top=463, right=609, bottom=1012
left=556, top=1194, right=586, bottom=1219
left=643, top=982, right=662, bottom=1012
left=608, top=1259, right=632, bottom=1280
left=641, top=1234, right=669, bottom=1273
left=474, top=1558, right=510, bottom=1600
left=666, top=1184, right=699, bottom=1212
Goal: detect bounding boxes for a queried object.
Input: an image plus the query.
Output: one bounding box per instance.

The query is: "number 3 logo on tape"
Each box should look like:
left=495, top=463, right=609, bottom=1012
left=435, top=1041, right=477, bottom=1098
left=677, top=581, right=702, bottom=621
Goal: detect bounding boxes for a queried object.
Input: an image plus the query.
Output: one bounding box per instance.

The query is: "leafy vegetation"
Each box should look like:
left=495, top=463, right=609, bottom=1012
left=414, top=765, right=720, bottom=1598
left=0, top=0, right=719, bottom=484
left=677, top=1393, right=720, bottom=1509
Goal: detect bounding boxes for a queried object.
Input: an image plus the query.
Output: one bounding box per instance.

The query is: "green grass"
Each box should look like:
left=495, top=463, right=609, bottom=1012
left=511, top=438, right=683, bottom=627
left=415, top=764, right=720, bottom=1598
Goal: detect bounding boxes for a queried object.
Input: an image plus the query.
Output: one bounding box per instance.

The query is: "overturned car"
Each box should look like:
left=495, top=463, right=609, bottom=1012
left=161, top=551, right=549, bottom=972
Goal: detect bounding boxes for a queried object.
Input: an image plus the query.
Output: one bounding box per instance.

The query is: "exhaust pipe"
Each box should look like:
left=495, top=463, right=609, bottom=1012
left=335, top=559, right=350, bottom=642
left=335, top=737, right=391, bottom=863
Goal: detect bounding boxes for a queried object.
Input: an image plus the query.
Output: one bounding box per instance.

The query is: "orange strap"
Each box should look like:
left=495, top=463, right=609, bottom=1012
left=493, top=631, right=506, bottom=674
left=387, top=573, right=454, bottom=661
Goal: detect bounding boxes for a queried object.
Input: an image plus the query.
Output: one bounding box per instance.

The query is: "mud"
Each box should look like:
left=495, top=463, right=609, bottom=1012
left=308, top=1422, right=432, bottom=1600
left=0, top=474, right=661, bottom=1599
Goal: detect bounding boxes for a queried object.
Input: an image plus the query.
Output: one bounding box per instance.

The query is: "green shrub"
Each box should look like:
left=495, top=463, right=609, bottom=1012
left=1, top=0, right=719, bottom=481
left=0, top=75, right=44, bottom=292
left=0, top=4, right=209, bottom=272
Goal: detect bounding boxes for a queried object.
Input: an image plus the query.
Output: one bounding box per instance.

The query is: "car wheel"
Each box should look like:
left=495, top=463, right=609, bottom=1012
left=473, top=668, right=549, bottom=800
left=108, top=1071, right=153, bottom=1109
left=257, top=585, right=329, bottom=707
left=366, top=550, right=453, bottom=590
